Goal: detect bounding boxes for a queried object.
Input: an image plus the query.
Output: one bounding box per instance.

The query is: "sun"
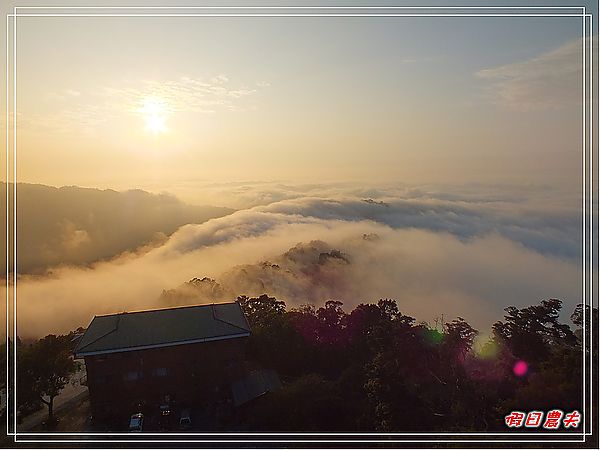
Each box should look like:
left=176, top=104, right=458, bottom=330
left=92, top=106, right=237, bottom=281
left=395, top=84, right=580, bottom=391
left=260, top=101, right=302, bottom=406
left=139, top=97, right=169, bottom=135
left=145, top=113, right=167, bottom=134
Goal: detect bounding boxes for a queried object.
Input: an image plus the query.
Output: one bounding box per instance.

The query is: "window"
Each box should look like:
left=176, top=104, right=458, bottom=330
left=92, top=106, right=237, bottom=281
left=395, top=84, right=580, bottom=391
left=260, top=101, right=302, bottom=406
left=152, top=367, right=168, bottom=377
left=124, top=371, right=141, bottom=381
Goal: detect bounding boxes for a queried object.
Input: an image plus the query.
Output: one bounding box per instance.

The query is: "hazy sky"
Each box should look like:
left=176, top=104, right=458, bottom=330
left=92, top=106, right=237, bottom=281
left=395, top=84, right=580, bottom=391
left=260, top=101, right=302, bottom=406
left=2, top=1, right=593, bottom=194
left=1, top=1, right=596, bottom=338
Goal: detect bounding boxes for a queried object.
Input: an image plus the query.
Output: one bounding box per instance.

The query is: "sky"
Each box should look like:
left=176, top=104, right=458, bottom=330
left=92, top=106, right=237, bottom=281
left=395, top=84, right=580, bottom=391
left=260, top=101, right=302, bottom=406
left=0, top=1, right=596, bottom=338
left=3, top=1, right=591, bottom=194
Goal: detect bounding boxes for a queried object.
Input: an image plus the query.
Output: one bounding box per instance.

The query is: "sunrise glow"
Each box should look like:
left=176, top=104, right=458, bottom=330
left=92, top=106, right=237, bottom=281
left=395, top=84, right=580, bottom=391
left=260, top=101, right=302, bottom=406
left=139, top=97, right=168, bottom=135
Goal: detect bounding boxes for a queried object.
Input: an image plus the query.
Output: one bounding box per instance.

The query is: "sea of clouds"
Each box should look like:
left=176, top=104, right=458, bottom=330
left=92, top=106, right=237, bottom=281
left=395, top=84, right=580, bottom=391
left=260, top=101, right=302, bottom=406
left=5, top=182, right=588, bottom=338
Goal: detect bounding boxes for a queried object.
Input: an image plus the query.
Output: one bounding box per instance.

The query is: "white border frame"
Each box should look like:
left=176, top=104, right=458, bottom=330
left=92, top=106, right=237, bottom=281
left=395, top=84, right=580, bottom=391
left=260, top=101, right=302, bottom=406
left=3, top=4, right=596, bottom=446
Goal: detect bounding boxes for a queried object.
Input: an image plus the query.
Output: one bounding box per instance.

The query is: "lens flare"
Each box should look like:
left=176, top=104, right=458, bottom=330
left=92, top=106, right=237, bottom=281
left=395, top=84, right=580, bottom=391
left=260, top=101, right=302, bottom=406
left=513, top=360, right=528, bottom=377
left=423, top=328, right=444, bottom=346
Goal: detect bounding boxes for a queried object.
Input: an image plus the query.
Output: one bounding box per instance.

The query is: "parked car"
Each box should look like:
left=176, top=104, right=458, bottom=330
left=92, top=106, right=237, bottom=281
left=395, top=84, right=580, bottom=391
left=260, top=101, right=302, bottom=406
left=179, top=409, right=192, bottom=430
left=159, top=404, right=171, bottom=416
left=129, top=413, right=144, bottom=432
left=158, top=403, right=172, bottom=430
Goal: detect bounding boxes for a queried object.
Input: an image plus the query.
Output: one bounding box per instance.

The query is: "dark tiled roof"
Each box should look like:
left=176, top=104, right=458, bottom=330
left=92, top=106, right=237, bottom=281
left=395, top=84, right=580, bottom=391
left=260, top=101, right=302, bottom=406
left=74, top=302, right=250, bottom=357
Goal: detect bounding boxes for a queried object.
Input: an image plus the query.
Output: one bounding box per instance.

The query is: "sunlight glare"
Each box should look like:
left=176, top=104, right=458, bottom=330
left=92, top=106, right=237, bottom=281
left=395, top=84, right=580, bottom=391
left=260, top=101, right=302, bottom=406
left=139, top=97, right=169, bottom=135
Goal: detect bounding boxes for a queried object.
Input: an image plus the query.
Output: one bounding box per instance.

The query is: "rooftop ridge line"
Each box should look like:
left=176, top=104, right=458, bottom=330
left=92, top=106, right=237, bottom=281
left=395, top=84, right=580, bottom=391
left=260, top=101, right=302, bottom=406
left=95, top=300, right=239, bottom=318
left=75, top=316, right=120, bottom=353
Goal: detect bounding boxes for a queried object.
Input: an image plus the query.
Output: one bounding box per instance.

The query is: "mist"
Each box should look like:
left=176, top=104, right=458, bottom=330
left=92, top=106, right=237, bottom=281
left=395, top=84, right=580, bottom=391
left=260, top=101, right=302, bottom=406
left=0, top=182, right=234, bottom=275
left=6, top=183, right=584, bottom=339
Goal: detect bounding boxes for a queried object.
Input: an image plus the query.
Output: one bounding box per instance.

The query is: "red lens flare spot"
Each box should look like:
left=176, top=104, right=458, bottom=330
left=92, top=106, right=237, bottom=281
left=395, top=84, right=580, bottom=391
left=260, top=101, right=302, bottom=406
left=513, top=360, right=528, bottom=377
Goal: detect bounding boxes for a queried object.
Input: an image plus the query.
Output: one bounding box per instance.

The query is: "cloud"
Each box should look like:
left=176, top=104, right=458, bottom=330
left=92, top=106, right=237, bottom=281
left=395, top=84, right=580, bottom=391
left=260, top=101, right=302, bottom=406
left=257, top=196, right=582, bottom=260
left=4, top=181, right=584, bottom=277
left=114, top=76, right=259, bottom=114
left=168, top=181, right=583, bottom=260
left=7, top=186, right=585, bottom=339
left=475, top=37, right=596, bottom=111
left=27, top=75, right=265, bottom=134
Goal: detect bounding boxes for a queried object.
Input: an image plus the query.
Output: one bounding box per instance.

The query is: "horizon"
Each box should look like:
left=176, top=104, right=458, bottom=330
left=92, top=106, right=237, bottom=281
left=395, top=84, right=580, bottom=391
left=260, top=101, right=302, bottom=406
left=1, top=5, right=593, bottom=341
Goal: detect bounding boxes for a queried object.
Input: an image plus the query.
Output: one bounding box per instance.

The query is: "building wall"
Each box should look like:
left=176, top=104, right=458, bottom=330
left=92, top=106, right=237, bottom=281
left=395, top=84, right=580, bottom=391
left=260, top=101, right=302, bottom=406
left=84, top=337, right=247, bottom=421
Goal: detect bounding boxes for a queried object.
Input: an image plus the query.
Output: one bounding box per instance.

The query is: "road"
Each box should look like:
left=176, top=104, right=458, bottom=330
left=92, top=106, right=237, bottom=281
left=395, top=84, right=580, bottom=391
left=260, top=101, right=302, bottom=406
left=18, top=368, right=88, bottom=431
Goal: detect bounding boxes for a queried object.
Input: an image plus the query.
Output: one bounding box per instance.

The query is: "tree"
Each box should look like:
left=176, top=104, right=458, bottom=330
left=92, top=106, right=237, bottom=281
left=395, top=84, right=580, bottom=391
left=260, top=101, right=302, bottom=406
left=315, top=300, right=346, bottom=346
left=238, top=294, right=311, bottom=375
left=444, top=317, right=478, bottom=361
left=0, top=340, right=7, bottom=388
left=237, top=294, right=286, bottom=329
left=377, top=298, right=400, bottom=321
left=492, top=299, right=576, bottom=365
left=245, top=373, right=351, bottom=431
left=18, top=334, right=76, bottom=424
left=571, top=303, right=599, bottom=349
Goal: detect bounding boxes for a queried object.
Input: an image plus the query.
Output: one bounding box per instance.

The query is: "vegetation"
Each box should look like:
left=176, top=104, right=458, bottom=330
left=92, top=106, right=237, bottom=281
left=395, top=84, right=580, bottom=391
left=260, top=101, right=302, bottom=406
left=16, top=332, right=79, bottom=424
left=238, top=295, right=592, bottom=431
left=7, top=295, right=594, bottom=432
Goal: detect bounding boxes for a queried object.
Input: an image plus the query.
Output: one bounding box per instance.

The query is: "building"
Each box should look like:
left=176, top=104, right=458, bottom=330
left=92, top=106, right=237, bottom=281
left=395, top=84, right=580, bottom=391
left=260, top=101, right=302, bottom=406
left=230, top=369, right=282, bottom=408
left=74, top=302, right=251, bottom=422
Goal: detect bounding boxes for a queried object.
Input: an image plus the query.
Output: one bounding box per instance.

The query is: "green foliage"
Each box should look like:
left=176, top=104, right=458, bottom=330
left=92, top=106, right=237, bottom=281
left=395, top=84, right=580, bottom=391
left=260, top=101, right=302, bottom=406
left=492, top=299, right=577, bottom=364
left=238, top=294, right=286, bottom=329
left=17, top=333, right=76, bottom=421
left=13, top=296, right=590, bottom=431
left=240, top=295, right=588, bottom=431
